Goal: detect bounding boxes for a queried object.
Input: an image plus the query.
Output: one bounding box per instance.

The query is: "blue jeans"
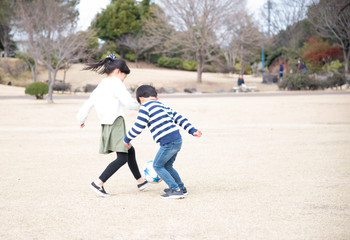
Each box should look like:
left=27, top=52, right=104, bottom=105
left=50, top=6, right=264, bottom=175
left=153, top=138, right=184, bottom=191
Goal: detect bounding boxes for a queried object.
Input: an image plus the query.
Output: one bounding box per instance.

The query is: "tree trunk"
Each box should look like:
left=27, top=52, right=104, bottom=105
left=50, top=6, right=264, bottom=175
left=197, top=61, right=203, bottom=83
left=344, top=48, right=349, bottom=75
left=63, top=65, right=67, bottom=84
left=2, top=26, right=10, bottom=57
left=135, top=53, right=139, bottom=68
left=47, top=70, right=55, bottom=103
left=196, top=51, right=203, bottom=83
left=33, top=60, right=38, bottom=82
left=240, top=45, right=244, bottom=75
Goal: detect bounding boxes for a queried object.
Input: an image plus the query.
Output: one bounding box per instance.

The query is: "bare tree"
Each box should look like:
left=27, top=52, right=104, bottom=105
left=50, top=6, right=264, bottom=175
left=16, top=51, right=38, bottom=82
left=15, top=0, right=92, bottom=103
left=308, top=0, right=350, bottom=74
left=222, top=12, right=260, bottom=74
left=259, top=0, right=311, bottom=48
left=145, top=0, right=245, bottom=83
left=117, top=33, right=159, bottom=68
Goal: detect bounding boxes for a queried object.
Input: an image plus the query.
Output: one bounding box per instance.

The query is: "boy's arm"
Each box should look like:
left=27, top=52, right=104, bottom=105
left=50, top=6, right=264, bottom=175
left=124, top=107, right=149, bottom=145
left=172, top=110, right=198, bottom=135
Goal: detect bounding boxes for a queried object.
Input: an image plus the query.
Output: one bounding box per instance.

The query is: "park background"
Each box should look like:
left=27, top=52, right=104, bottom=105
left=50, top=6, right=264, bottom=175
left=0, top=0, right=350, bottom=239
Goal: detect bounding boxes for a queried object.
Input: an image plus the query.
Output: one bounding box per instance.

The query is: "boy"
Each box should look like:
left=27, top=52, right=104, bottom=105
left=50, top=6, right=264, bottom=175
left=123, top=85, right=202, bottom=199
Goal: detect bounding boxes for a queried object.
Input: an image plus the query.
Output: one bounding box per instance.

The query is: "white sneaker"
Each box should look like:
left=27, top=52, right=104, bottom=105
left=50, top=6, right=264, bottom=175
left=90, top=182, right=110, bottom=197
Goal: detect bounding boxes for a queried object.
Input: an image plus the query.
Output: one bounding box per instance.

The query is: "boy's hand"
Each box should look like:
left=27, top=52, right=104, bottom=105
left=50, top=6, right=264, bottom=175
left=80, top=123, right=85, bottom=128
left=123, top=140, right=130, bottom=149
left=193, top=130, right=202, bottom=137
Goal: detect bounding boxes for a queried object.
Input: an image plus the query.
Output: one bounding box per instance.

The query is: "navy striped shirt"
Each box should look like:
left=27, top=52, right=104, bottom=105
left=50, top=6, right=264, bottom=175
left=124, top=100, right=197, bottom=145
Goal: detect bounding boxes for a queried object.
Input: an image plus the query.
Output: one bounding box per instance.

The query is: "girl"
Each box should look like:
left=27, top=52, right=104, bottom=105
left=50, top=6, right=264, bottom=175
left=77, top=54, right=149, bottom=197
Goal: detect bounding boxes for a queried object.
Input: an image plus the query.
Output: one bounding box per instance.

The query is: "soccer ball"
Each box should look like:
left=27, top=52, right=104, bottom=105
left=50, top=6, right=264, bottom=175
left=143, top=160, right=162, bottom=184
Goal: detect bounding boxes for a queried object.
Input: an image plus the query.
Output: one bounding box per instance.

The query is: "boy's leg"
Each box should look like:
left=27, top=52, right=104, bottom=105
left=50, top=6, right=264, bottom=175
left=99, top=152, right=128, bottom=183
left=153, top=142, right=181, bottom=190
left=165, top=152, right=184, bottom=190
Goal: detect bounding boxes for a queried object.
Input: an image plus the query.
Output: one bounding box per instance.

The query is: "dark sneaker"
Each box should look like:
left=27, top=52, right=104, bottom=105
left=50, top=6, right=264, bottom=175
left=161, top=189, right=184, bottom=199
left=90, top=182, right=110, bottom=197
left=137, top=180, right=150, bottom=191
left=164, top=187, right=188, bottom=196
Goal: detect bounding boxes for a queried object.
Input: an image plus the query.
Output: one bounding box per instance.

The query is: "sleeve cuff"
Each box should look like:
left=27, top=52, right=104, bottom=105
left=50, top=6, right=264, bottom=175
left=189, top=127, right=197, bottom=135
left=124, top=137, right=131, bottom=143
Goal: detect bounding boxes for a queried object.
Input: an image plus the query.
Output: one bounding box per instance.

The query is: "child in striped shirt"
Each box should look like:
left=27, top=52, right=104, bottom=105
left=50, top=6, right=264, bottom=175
left=124, top=85, right=202, bottom=199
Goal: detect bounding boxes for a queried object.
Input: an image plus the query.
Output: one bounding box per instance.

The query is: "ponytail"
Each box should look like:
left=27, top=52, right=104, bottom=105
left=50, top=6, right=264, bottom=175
left=83, top=54, right=130, bottom=75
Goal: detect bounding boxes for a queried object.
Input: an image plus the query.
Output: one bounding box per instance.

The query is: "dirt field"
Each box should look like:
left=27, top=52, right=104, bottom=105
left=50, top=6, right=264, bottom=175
left=0, top=69, right=350, bottom=239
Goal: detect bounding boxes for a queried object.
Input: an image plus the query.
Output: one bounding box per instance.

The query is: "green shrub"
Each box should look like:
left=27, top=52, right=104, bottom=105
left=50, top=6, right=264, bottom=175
left=125, top=53, right=136, bottom=62
left=322, top=60, right=344, bottom=73
left=278, top=74, right=320, bottom=90
left=84, top=84, right=97, bottom=93
left=53, top=82, right=71, bottom=92
left=182, top=59, right=197, bottom=71
left=157, top=57, right=183, bottom=69
left=266, top=47, right=298, bottom=67
left=327, top=73, right=346, bottom=89
left=25, top=82, right=49, bottom=99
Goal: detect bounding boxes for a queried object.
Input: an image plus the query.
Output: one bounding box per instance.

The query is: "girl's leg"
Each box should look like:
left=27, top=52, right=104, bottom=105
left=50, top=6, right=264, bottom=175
left=126, top=146, right=144, bottom=183
left=99, top=152, right=128, bottom=183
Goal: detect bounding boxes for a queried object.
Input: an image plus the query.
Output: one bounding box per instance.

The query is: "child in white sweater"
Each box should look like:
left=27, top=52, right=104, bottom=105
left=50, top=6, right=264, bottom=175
left=77, top=54, right=149, bottom=197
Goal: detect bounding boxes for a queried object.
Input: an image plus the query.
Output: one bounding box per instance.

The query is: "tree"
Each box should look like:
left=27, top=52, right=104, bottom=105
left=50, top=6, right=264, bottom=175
left=16, top=52, right=38, bottom=82
left=94, top=0, right=141, bottom=42
left=93, top=0, right=155, bottom=59
left=116, top=33, right=158, bottom=67
left=0, top=0, right=14, bottom=57
left=145, top=0, right=245, bottom=83
left=222, top=12, right=260, bottom=74
left=15, top=0, right=92, bottom=103
left=301, top=36, right=343, bottom=71
left=307, top=0, right=350, bottom=74
left=260, top=0, right=311, bottom=48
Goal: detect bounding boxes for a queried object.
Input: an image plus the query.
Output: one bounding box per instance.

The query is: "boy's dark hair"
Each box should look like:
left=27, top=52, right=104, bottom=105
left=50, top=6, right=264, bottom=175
left=136, top=85, right=157, bottom=103
left=83, top=54, right=130, bottom=75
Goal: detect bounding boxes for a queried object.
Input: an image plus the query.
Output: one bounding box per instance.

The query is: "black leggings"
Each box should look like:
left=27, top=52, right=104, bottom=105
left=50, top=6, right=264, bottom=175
left=99, top=146, right=141, bottom=183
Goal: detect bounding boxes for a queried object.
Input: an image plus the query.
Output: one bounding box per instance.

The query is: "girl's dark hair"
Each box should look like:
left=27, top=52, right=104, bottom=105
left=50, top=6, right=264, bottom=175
left=83, top=54, right=130, bottom=75
left=136, top=85, right=157, bottom=103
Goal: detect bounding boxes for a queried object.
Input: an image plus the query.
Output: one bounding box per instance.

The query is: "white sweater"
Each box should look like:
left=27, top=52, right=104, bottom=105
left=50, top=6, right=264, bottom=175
left=76, top=76, right=139, bottom=124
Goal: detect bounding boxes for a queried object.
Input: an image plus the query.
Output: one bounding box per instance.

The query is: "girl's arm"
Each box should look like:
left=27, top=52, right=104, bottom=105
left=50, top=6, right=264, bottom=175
left=115, top=83, right=139, bottom=110
left=76, top=95, right=94, bottom=125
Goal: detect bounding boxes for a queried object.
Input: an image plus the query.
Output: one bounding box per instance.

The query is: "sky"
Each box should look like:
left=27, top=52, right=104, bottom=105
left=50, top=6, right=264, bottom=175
left=77, top=0, right=269, bottom=31
left=76, top=0, right=111, bottom=30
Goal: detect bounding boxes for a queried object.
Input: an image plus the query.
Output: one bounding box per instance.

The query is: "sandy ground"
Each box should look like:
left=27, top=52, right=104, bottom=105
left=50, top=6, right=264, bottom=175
left=0, top=75, right=350, bottom=239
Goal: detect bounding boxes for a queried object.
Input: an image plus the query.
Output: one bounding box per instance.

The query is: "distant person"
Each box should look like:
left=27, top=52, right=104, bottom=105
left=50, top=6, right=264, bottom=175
left=76, top=54, right=149, bottom=197
left=279, top=63, right=284, bottom=78
left=124, top=85, right=202, bottom=199
left=237, top=74, right=248, bottom=91
left=302, top=62, right=307, bottom=74
left=297, top=59, right=302, bottom=73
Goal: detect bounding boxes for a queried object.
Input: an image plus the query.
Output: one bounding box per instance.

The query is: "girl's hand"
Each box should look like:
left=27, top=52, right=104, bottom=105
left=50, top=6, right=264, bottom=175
left=193, top=130, right=202, bottom=137
left=80, top=123, right=85, bottom=128
left=123, top=141, right=130, bottom=149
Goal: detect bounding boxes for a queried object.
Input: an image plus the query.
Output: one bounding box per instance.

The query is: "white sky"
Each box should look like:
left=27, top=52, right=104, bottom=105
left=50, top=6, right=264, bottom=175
left=77, top=0, right=270, bottom=31
left=77, top=0, right=111, bottom=30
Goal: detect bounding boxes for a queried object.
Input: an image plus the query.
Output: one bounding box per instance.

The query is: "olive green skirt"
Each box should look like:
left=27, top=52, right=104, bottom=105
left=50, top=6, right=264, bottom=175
left=99, top=116, right=130, bottom=154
